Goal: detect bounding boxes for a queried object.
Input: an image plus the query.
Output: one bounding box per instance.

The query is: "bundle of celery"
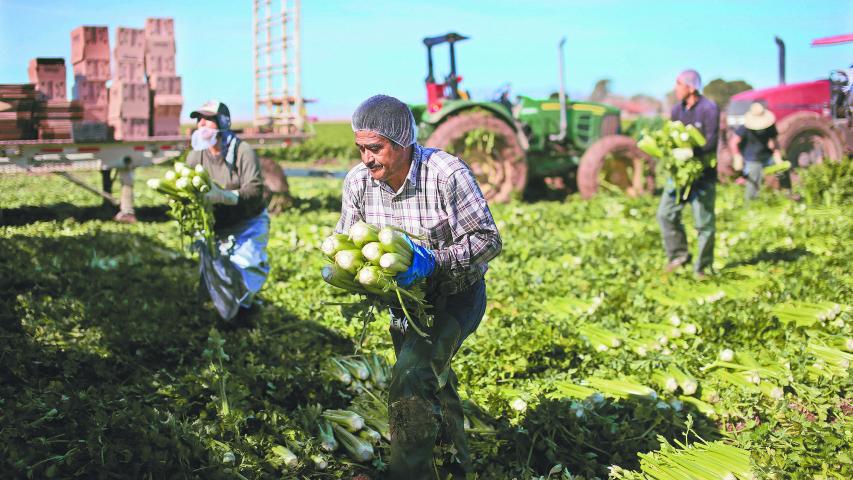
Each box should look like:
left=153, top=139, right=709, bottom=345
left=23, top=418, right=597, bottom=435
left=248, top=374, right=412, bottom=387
left=637, top=120, right=711, bottom=200
left=652, top=365, right=699, bottom=396
left=326, top=353, right=392, bottom=391
left=770, top=301, right=844, bottom=327
left=609, top=436, right=753, bottom=480
left=350, top=389, right=392, bottom=442
left=578, top=324, right=623, bottom=352
left=584, top=377, right=658, bottom=400
left=319, top=409, right=377, bottom=462
left=147, top=161, right=215, bottom=251
left=763, top=160, right=791, bottom=176
left=703, top=349, right=790, bottom=401
left=320, top=221, right=431, bottom=336
left=545, top=380, right=598, bottom=401
left=805, top=342, right=852, bottom=379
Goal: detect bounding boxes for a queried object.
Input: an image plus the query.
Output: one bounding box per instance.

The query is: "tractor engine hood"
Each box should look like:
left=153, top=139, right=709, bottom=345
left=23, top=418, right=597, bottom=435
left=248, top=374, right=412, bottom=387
left=726, top=79, right=830, bottom=127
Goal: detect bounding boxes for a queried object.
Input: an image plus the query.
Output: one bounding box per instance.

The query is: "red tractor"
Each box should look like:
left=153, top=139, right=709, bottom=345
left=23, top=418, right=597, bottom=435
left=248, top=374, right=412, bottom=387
left=719, top=34, right=852, bottom=179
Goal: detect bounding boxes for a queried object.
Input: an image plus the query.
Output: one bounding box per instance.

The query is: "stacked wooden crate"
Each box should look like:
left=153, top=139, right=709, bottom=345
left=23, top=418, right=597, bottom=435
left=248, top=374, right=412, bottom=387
left=35, top=100, right=84, bottom=140
left=0, top=84, right=38, bottom=140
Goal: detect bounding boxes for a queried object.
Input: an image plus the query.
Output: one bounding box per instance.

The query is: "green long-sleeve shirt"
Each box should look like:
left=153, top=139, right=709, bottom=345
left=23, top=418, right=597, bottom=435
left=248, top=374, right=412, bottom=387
left=187, top=138, right=265, bottom=231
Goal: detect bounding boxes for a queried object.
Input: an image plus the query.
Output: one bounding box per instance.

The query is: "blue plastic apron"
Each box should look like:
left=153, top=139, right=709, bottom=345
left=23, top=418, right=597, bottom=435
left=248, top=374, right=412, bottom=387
left=197, top=210, right=270, bottom=320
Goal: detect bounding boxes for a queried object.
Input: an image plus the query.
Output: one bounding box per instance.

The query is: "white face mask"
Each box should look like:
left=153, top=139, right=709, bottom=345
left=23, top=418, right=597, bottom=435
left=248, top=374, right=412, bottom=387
left=191, top=127, right=219, bottom=151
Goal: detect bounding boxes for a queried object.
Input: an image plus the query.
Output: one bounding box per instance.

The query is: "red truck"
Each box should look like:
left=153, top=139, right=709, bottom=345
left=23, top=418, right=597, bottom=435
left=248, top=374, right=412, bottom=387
left=719, top=34, right=851, bottom=177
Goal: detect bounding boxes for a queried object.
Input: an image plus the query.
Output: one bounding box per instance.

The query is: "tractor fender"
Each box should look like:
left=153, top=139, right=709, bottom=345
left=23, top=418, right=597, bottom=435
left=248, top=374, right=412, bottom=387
left=428, top=102, right=516, bottom=131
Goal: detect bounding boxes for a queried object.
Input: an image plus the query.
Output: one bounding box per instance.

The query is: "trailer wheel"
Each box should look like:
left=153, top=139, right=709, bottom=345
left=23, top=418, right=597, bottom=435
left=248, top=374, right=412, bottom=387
left=425, top=111, right=526, bottom=203
left=577, top=134, right=655, bottom=199
left=259, top=157, right=293, bottom=214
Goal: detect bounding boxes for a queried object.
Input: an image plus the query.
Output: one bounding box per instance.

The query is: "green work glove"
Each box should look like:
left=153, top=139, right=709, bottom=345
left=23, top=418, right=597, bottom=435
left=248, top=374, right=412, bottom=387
left=205, top=183, right=239, bottom=205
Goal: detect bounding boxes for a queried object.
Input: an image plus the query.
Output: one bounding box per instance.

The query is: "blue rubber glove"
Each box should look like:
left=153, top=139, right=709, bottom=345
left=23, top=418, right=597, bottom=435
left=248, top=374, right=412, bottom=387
left=395, top=234, right=436, bottom=287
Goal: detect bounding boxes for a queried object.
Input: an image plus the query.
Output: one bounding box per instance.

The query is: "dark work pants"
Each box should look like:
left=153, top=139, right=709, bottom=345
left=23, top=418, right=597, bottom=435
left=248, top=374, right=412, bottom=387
left=744, top=161, right=764, bottom=200
left=656, top=182, right=716, bottom=273
left=744, top=161, right=793, bottom=200
left=387, top=279, right=486, bottom=479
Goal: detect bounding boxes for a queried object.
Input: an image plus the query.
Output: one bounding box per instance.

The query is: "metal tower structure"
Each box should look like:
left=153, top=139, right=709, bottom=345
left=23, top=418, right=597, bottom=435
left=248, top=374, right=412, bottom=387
left=253, top=0, right=304, bottom=133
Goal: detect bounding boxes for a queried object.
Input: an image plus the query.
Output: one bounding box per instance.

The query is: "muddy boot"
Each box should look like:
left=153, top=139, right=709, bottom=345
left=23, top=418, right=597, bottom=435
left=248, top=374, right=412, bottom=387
left=388, top=394, right=440, bottom=480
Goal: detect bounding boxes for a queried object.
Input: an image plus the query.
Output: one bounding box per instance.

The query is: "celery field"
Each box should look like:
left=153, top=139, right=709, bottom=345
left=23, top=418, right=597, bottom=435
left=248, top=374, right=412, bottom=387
left=1, top=158, right=851, bottom=479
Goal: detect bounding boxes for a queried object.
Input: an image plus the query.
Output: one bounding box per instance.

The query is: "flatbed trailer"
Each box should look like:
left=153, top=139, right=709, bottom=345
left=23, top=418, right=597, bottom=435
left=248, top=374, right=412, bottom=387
left=0, top=133, right=309, bottom=221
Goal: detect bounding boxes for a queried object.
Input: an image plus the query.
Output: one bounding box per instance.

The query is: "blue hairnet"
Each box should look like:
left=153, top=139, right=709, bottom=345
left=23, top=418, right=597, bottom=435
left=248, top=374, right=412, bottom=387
left=351, top=94, right=417, bottom=147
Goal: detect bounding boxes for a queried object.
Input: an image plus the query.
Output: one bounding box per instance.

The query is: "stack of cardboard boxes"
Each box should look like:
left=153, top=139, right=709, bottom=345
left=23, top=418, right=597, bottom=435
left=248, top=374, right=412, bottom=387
left=6, top=19, right=182, bottom=143
left=71, top=26, right=110, bottom=123
left=109, top=27, right=149, bottom=139
left=28, top=58, right=67, bottom=101
left=144, top=18, right=182, bottom=136
left=26, top=58, right=84, bottom=140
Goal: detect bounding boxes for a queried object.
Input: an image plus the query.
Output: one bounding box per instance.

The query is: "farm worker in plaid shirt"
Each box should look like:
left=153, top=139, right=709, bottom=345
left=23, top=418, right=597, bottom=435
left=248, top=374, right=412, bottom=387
left=335, top=94, right=502, bottom=478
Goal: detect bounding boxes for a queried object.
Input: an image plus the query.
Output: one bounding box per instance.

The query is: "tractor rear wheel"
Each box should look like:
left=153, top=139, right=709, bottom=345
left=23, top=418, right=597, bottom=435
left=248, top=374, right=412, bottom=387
left=715, top=114, right=737, bottom=182
left=778, top=112, right=845, bottom=168
left=425, top=112, right=526, bottom=203
left=577, top=134, right=655, bottom=199
left=716, top=139, right=736, bottom=181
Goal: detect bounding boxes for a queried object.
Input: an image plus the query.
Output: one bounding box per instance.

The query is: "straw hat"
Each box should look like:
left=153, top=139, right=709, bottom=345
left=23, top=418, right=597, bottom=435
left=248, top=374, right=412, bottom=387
left=744, top=102, right=776, bottom=130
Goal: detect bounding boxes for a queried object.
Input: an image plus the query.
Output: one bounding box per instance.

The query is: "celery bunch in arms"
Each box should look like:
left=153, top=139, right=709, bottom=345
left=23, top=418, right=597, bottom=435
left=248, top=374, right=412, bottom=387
left=321, top=221, right=431, bottom=336
left=637, top=120, right=711, bottom=200
left=147, top=161, right=215, bottom=252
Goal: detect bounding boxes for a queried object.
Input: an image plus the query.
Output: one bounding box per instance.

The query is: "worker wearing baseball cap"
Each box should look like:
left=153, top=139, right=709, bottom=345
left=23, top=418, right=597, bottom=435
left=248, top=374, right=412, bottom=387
left=728, top=102, right=787, bottom=200
left=187, top=100, right=270, bottom=324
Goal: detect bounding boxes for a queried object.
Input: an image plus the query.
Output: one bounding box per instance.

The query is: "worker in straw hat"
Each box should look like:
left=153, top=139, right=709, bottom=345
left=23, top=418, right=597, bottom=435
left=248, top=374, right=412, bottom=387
left=728, top=102, right=786, bottom=200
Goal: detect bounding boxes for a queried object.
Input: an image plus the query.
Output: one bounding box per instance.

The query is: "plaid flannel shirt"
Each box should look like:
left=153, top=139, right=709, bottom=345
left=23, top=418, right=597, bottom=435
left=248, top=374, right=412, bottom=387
left=335, top=144, right=502, bottom=295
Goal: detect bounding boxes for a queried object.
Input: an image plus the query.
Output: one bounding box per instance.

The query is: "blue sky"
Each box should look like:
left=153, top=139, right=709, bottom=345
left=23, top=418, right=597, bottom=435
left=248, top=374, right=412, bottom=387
left=1, top=0, right=851, bottom=121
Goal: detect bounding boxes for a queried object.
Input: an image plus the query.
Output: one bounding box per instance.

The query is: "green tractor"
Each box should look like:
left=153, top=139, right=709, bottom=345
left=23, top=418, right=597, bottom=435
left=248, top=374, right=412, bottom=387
left=411, top=33, right=653, bottom=202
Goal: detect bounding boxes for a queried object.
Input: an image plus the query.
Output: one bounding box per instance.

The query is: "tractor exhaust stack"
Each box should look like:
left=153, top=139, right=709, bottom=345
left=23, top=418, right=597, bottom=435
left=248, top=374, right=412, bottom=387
left=550, top=37, right=568, bottom=142
left=775, top=36, right=786, bottom=85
